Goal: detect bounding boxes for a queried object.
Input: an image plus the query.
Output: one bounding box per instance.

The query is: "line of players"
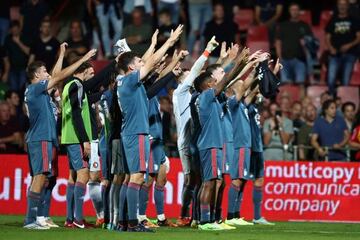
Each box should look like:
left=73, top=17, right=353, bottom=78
left=23, top=26, right=280, bottom=231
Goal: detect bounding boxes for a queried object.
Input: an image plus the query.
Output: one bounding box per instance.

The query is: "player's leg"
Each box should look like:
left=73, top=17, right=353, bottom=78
left=198, top=148, right=223, bottom=230
left=66, top=144, right=91, bottom=228
left=123, top=134, right=153, bottom=232
left=88, top=140, right=104, bottom=225
left=99, top=135, right=111, bottom=227
left=24, top=141, right=51, bottom=229
left=118, top=173, right=129, bottom=231
left=65, top=169, right=76, bottom=227
left=251, top=152, right=274, bottom=225
left=190, top=150, right=202, bottom=227
left=138, top=174, right=154, bottom=226
left=43, top=146, right=59, bottom=227
left=177, top=147, right=194, bottom=226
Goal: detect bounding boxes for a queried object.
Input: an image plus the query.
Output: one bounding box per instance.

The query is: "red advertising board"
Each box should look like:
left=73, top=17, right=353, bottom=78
left=1, top=155, right=360, bottom=222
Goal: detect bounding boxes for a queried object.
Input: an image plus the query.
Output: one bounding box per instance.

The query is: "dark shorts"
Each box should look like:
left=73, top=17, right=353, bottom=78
left=250, top=151, right=265, bottom=179
left=230, top=147, right=251, bottom=180
left=27, top=141, right=56, bottom=176
left=111, top=138, right=128, bottom=174
left=148, top=138, right=166, bottom=174
left=99, top=135, right=111, bottom=180
left=199, top=148, right=222, bottom=181
left=121, top=134, right=149, bottom=174
left=66, top=144, right=89, bottom=171
left=222, top=142, right=234, bottom=174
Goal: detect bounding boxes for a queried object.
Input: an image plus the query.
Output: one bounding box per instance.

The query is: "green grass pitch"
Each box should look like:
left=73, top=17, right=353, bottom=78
left=1, top=215, right=360, bottom=240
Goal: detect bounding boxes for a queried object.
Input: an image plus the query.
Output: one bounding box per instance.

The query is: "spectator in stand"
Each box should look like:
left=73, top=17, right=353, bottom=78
left=279, top=93, right=291, bottom=118
left=0, top=1, right=10, bottom=45
left=0, top=101, right=21, bottom=153
left=301, top=96, right=313, bottom=119
left=123, top=0, right=153, bottom=24
left=349, top=110, right=360, bottom=161
left=187, top=0, right=212, bottom=56
left=158, top=9, right=177, bottom=54
left=28, top=19, right=60, bottom=71
left=19, top=0, right=49, bottom=41
left=275, top=3, right=312, bottom=86
left=291, top=101, right=304, bottom=146
left=263, top=102, right=294, bottom=160
left=65, top=20, right=90, bottom=64
left=157, top=0, right=180, bottom=24
left=203, top=2, right=240, bottom=63
left=4, top=20, right=30, bottom=93
left=93, top=0, right=123, bottom=58
left=326, top=0, right=360, bottom=95
left=311, top=99, right=349, bottom=161
left=4, top=90, right=20, bottom=117
left=122, top=8, right=152, bottom=56
left=297, top=103, right=317, bottom=160
left=342, top=101, right=356, bottom=131
left=0, top=45, right=10, bottom=83
left=255, top=0, right=283, bottom=46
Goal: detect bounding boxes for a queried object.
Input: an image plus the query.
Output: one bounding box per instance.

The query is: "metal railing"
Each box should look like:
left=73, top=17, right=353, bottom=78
left=263, top=144, right=353, bottom=162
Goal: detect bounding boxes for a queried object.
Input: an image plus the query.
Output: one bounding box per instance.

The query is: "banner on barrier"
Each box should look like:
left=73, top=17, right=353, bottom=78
left=1, top=155, right=360, bottom=222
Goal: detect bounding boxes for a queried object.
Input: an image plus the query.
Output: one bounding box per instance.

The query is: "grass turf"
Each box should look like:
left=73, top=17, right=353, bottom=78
left=1, top=215, right=360, bottom=240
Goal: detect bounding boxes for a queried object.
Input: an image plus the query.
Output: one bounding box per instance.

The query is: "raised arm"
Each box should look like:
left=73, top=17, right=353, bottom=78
left=139, top=25, right=183, bottom=80
left=48, top=49, right=97, bottom=90
left=51, top=42, right=67, bottom=76
left=159, top=50, right=188, bottom=78
left=142, top=29, right=159, bottom=63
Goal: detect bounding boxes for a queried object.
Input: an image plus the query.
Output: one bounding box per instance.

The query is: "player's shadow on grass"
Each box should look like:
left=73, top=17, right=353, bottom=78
left=1, top=222, right=23, bottom=227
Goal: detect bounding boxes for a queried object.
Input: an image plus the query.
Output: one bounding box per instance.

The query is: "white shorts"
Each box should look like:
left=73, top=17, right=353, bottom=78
left=89, top=140, right=101, bottom=172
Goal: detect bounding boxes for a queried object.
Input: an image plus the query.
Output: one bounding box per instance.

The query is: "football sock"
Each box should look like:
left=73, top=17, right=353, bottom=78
left=118, top=182, right=128, bottom=225
left=192, top=184, right=201, bottom=221
left=44, top=177, right=56, bottom=218
left=127, top=182, right=140, bottom=226
left=227, top=183, right=240, bottom=220
left=88, top=181, right=104, bottom=219
left=101, top=183, right=109, bottom=221
left=181, top=184, right=194, bottom=218
left=253, top=186, right=263, bottom=220
left=235, top=191, right=244, bottom=218
left=66, top=182, right=75, bottom=221
left=25, top=191, right=41, bottom=225
left=138, top=184, right=149, bottom=216
left=154, top=184, right=165, bottom=215
left=110, top=183, right=121, bottom=225
left=37, top=186, right=46, bottom=217
left=74, top=182, right=86, bottom=222
left=200, top=204, right=210, bottom=224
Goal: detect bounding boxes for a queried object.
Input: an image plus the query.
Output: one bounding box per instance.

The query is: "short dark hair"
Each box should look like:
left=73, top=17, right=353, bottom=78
left=26, top=61, right=46, bottom=80
left=158, top=8, right=171, bottom=16
left=116, top=52, right=138, bottom=73
left=289, top=2, right=300, bottom=9
left=194, top=71, right=212, bottom=92
left=321, top=99, right=336, bottom=116
left=74, top=61, right=93, bottom=75
left=206, top=64, right=222, bottom=74
left=10, top=20, right=20, bottom=28
left=4, top=90, right=17, bottom=100
left=341, top=101, right=356, bottom=113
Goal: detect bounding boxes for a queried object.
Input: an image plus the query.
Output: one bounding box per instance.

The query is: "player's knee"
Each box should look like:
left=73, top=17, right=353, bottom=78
left=130, top=172, right=144, bottom=184
left=89, top=171, right=100, bottom=181
left=77, top=168, right=89, bottom=184
left=254, top=178, right=264, bottom=187
left=231, top=179, right=241, bottom=187
left=31, top=174, right=47, bottom=192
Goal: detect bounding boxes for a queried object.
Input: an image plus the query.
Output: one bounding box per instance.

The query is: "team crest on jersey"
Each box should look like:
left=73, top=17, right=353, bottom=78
left=93, top=162, right=99, bottom=168
left=40, top=80, right=47, bottom=85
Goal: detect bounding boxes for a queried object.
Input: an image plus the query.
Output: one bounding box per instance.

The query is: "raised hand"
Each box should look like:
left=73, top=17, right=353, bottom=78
left=228, top=43, right=240, bottom=61
left=60, top=42, right=68, bottom=54
left=168, top=24, right=184, bottom=45
left=273, top=58, right=283, bottom=75
left=151, top=29, right=159, bottom=46
left=82, top=49, right=97, bottom=61
left=178, top=50, right=189, bottom=60
left=206, top=36, right=219, bottom=52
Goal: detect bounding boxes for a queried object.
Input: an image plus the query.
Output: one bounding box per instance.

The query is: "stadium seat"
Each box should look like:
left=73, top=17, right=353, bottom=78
left=299, top=10, right=312, bottom=25
left=277, top=85, right=301, bottom=103
left=91, top=60, right=110, bottom=73
left=319, top=10, right=333, bottom=28
left=246, top=40, right=270, bottom=53
left=247, top=25, right=269, bottom=42
left=306, top=85, right=328, bottom=109
left=350, top=62, right=360, bottom=86
left=337, top=86, right=360, bottom=109
left=233, top=9, right=254, bottom=31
